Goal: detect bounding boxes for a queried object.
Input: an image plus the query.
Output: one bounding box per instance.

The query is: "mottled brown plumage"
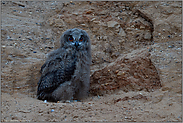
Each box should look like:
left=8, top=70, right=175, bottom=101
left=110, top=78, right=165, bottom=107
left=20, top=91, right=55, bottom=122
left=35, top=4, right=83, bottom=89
left=37, top=28, right=91, bottom=102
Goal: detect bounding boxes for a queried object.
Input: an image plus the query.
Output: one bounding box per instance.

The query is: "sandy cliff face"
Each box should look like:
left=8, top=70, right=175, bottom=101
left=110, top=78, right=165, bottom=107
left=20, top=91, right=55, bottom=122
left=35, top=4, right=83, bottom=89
left=1, top=1, right=182, bottom=122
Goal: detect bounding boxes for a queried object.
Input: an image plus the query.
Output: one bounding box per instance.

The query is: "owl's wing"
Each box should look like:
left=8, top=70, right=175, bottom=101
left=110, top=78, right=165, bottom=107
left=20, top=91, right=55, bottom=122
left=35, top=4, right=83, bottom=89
left=37, top=53, right=77, bottom=100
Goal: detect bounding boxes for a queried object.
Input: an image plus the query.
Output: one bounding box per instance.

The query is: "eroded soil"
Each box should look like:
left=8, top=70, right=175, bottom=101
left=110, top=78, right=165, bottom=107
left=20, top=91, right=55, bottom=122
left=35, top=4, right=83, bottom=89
left=1, top=1, right=182, bottom=122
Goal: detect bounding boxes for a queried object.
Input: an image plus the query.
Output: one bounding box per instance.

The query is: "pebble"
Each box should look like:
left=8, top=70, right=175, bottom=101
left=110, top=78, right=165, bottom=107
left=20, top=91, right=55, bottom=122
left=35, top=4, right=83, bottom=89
left=7, top=36, right=13, bottom=40
left=103, top=36, right=108, bottom=41
left=51, top=109, right=54, bottom=112
left=90, top=18, right=96, bottom=21
left=168, top=45, right=174, bottom=48
left=97, top=95, right=100, bottom=99
left=70, top=1, right=75, bottom=5
left=14, top=43, right=17, bottom=46
left=118, top=28, right=126, bottom=37
left=144, top=32, right=151, bottom=40
left=65, top=100, right=71, bottom=103
left=107, top=21, right=118, bottom=28
left=72, top=12, right=78, bottom=16
left=44, top=100, right=47, bottom=103
left=131, top=25, right=135, bottom=28
left=140, top=25, right=145, bottom=29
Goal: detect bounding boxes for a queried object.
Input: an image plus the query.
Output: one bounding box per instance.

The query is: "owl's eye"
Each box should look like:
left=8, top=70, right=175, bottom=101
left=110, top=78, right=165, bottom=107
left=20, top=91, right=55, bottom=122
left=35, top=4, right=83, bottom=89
left=68, top=36, right=74, bottom=42
left=79, top=36, right=84, bottom=42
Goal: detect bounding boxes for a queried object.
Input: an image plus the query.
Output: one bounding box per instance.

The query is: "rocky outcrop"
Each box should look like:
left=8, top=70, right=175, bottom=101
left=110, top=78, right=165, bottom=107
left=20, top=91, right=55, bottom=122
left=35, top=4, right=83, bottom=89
left=90, top=48, right=161, bottom=96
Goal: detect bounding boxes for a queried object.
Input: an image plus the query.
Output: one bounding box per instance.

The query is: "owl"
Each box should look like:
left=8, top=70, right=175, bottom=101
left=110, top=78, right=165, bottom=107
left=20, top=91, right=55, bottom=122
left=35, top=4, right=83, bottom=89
left=37, top=28, right=91, bottom=102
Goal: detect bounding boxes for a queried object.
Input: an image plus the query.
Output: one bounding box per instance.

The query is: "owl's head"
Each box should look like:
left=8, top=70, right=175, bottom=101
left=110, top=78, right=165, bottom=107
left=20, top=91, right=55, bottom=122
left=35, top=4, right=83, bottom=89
left=60, top=28, right=91, bottom=51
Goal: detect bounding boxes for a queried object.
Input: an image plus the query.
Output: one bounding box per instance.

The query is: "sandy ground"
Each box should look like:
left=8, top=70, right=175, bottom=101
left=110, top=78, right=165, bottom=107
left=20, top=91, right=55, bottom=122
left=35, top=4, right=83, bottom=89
left=1, top=1, right=182, bottom=122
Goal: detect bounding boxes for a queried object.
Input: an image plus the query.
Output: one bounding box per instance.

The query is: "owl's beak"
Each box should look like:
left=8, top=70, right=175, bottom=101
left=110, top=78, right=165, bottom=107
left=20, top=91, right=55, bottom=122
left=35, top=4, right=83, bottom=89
left=75, top=41, right=79, bottom=48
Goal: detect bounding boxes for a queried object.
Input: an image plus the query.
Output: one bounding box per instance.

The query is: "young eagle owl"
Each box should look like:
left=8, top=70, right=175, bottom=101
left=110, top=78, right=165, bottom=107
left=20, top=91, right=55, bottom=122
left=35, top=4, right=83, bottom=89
left=37, top=28, right=91, bottom=102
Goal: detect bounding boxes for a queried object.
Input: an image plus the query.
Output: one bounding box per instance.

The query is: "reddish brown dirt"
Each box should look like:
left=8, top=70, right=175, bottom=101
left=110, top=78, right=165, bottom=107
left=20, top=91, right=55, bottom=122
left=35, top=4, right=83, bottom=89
left=1, top=1, right=182, bottom=122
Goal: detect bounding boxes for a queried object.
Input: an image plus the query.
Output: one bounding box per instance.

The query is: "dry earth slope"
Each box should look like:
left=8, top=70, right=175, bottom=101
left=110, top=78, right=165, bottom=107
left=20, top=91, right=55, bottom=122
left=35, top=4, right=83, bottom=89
left=1, top=1, right=182, bottom=122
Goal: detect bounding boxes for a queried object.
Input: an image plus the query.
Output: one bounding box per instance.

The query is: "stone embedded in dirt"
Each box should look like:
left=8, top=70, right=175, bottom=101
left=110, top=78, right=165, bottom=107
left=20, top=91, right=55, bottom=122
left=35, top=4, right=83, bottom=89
left=118, top=27, right=126, bottom=37
left=107, top=21, right=119, bottom=28
left=4, top=46, right=26, bottom=58
left=144, top=31, right=151, bottom=40
left=89, top=48, right=162, bottom=96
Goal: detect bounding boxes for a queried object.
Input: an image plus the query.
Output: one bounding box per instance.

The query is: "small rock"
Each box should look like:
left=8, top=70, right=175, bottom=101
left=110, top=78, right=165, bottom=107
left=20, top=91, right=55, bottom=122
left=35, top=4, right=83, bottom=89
left=7, top=55, right=13, bottom=61
left=44, top=100, right=47, bottom=103
left=90, top=18, right=96, bottom=21
left=152, top=94, right=164, bottom=103
left=73, top=12, right=78, bottom=16
left=162, top=87, right=171, bottom=91
left=168, top=45, right=174, bottom=48
left=126, top=27, right=132, bottom=31
left=99, top=10, right=107, bottom=15
left=7, top=36, right=14, bottom=40
left=131, top=25, right=135, bottom=28
left=144, top=32, right=151, bottom=40
left=114, top=12, right=119, bottom=17
left=119, top=39, right=125, bottom=43
left=140, top=25, right=145, bottom=29
left=5, top=46, right=16, bottom=55
left=86, top=10, right=92, bottom=14
left=117, top=71, right=123, bottom=76
left=70, top=1, right=74, bottom=5
left=111, top=52, right=120, bottom=58
left=51, top=109, right=54, bottom=112
left=116, top=24, right=120, bottom=29
left=80, top=24, right=86, bottom=26
left=118, top=28, right=126, bottom=37
left=107, top=21, right=118, bottom=28
left=65, top=100, right=71, bottom=103
left=103, top=36, right=108, bottom=41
